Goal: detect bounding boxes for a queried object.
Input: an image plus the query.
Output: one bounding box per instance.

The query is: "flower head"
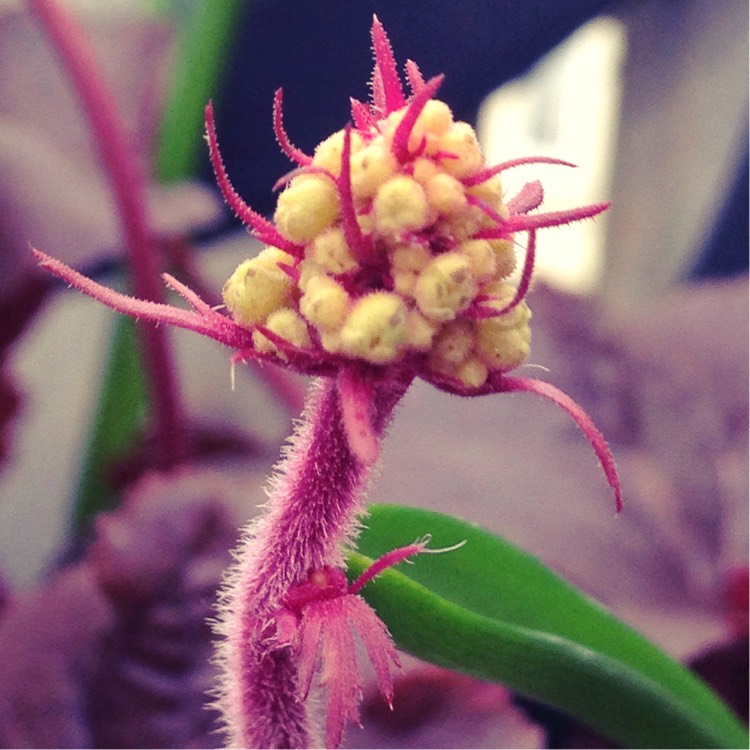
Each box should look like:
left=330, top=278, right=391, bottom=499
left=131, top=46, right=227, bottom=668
left=209, top=17, right=607, bottom=395
left=34, top=16, right=603, bottom=386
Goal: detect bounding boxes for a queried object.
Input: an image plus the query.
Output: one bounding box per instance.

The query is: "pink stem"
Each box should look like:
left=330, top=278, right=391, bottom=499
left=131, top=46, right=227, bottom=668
left=477, top=202, right=611, bottom=237
left=273, top=88, right=312, bottom=166
left=338, top=125, right=376, bottom=265
left=391, top=74, right=445, bottom=163
left=337, top=366, right=379, bottom=466
left=499, top=376, right=623, bottom=512
left=29, top=0, right=186, bottom=466
left=463, top=156, right=578, bottom=187
left=205, top=101, right=304, bottom=256
left=214, top=373, right=412, bottom=747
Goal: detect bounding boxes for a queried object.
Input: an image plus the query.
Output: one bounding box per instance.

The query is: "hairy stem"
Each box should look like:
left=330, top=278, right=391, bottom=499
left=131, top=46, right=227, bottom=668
left=215, top=373, right=411, bottom=747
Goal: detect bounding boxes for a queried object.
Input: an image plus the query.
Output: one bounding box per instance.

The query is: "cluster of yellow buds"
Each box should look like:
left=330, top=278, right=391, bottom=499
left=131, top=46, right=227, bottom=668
left=220, top=88, right=531, bottom=389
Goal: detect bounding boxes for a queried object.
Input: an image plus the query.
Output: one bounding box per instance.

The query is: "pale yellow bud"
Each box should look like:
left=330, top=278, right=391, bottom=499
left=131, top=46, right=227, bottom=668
left=424, top=172, right=468, bottom=216
left=391, top=243, right=432, bottom=272
left=455, top=357, right=489, bottom=388
left=430, top=320, right=474, bottom=365
left=437, top=122, right=484, bottom=179
left=300, top=275, right=350, bottom=331
left=373, top=175, right=430, bottom=236
left=390, top=243, right=431, bottom=297
left=310, top=227, right=358, bottom=275
left=434, top=203, right=486, bottom=242
left=489, top=239, right=517, bottom=279
left=478, top=281, right=528, bottom=325
left=417, top=99, right=453, bottom=136
left=467, top=176, right=506, bottom=210
left=392, top=270, right=417, bottom=297
left=298, top=259, right=324, bottom=293
left=474, top=320, right=531, bottom=371
left=397, top=100, right=454, bottom=156
left=339, top=291, right=408, bottom=364
left=405, top=309, right=438, bottom=351
left=414, top=251, right=476, bottom=322
left=459, top=239, right=497, bottom=280
left=357, top=212, right=375, bottom=235
left=222, top=248, right=296, bottom=327
left=350, top=142, right=398, bottom=200
left=319, top=329, right=342, bottom=355
left=312, top=129, right=363, bottom=176
left=274, top=175, right=340, bottom=243
left=253, top=308, right=311, bottom=357
left=473, top=289, right=532, bottom=371
left=412, top=157, right=439, bottom=186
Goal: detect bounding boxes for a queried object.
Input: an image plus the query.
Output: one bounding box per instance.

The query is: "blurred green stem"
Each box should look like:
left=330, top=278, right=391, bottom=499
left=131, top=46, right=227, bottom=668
left=154, top=0, right=247, bottom=182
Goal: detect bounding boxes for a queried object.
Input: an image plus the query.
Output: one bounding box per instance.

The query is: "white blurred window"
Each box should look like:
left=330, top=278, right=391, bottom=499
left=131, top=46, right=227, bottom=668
left=478, top=16, right=626, bottom=295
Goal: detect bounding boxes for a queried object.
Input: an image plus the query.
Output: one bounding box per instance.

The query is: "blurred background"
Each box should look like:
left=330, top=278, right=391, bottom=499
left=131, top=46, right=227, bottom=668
left=0, top=0, right=746, bottom=746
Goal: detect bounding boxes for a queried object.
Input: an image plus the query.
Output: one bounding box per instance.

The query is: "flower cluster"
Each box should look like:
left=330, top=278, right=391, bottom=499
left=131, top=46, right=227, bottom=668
left=222, top=94, right=531, bottom=390
left=207, top=18, right=606, bottom=395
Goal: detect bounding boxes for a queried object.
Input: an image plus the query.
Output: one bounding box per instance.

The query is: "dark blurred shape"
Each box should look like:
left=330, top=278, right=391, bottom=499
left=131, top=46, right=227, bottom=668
left=351, top=661, right=544, bottom=748
left=207, top=0, right=614, bottom=217
left=0, top=468, right=250, bottom=748
left=690, top=638, right=749, bottom=726
left=691, top=147, right=749, bottom=280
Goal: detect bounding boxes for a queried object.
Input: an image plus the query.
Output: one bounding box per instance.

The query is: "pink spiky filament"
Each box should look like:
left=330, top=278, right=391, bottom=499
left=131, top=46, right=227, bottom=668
left=272, top=535, right=463, bottom=747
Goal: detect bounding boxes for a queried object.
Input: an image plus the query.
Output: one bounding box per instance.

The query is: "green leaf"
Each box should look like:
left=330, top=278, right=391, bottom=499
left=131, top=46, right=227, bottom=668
left=72, top=315, right=148, bottom=531
left=154, top=0, right=248, bottom=183
left=347, top=504, right=748, bottom=749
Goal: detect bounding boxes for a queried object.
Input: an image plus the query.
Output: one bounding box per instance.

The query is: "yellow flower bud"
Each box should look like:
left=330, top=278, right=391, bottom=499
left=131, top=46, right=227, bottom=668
left=467, top=176, right=506, bottom=210
left=412, top=157, right=439, bottom=186
left=489, top=239, right=517, bottom=279
left=424, top=172, right=468, bottom=215
left=391, top=243, right=432, bottom=272
left=373, top=175, right=430, bottom=236
left=390, top=243, right=432, bottom=297
left=350, top=142, right=398, bottom=200
left=222, top=248, right=296, bottom=327
left=437, top=121, right=483, bottom=179
left=274, top=175, right=340, bottom=243
left=474, top=320, right=531, bottom=371
left=417, top=99, right=453, bottom=137
left=477, top=281, right=528, bottom=325
left=459, top=239, right=496, bottom=280
left=405, top=309, right=438, bottom=351
left=339, top=291, right=408, bottom=364
left=473, top=288, right=532, bottom=371
left=425, top=322, right=488, bottom=388
left=300, top=275, right=350, bottom=331
left=455, top=357, right=489, bottom=388
left=310, top=227, right=358, bottom=275
left=319, top=329, right=343, bottom=355
left=414, top=251, right=476, bottom=322
left=430, top=320, right=474, bottom=365
left=253, top=308, right=311, bottom=357
left=312, top=129, right=363, bottom=176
